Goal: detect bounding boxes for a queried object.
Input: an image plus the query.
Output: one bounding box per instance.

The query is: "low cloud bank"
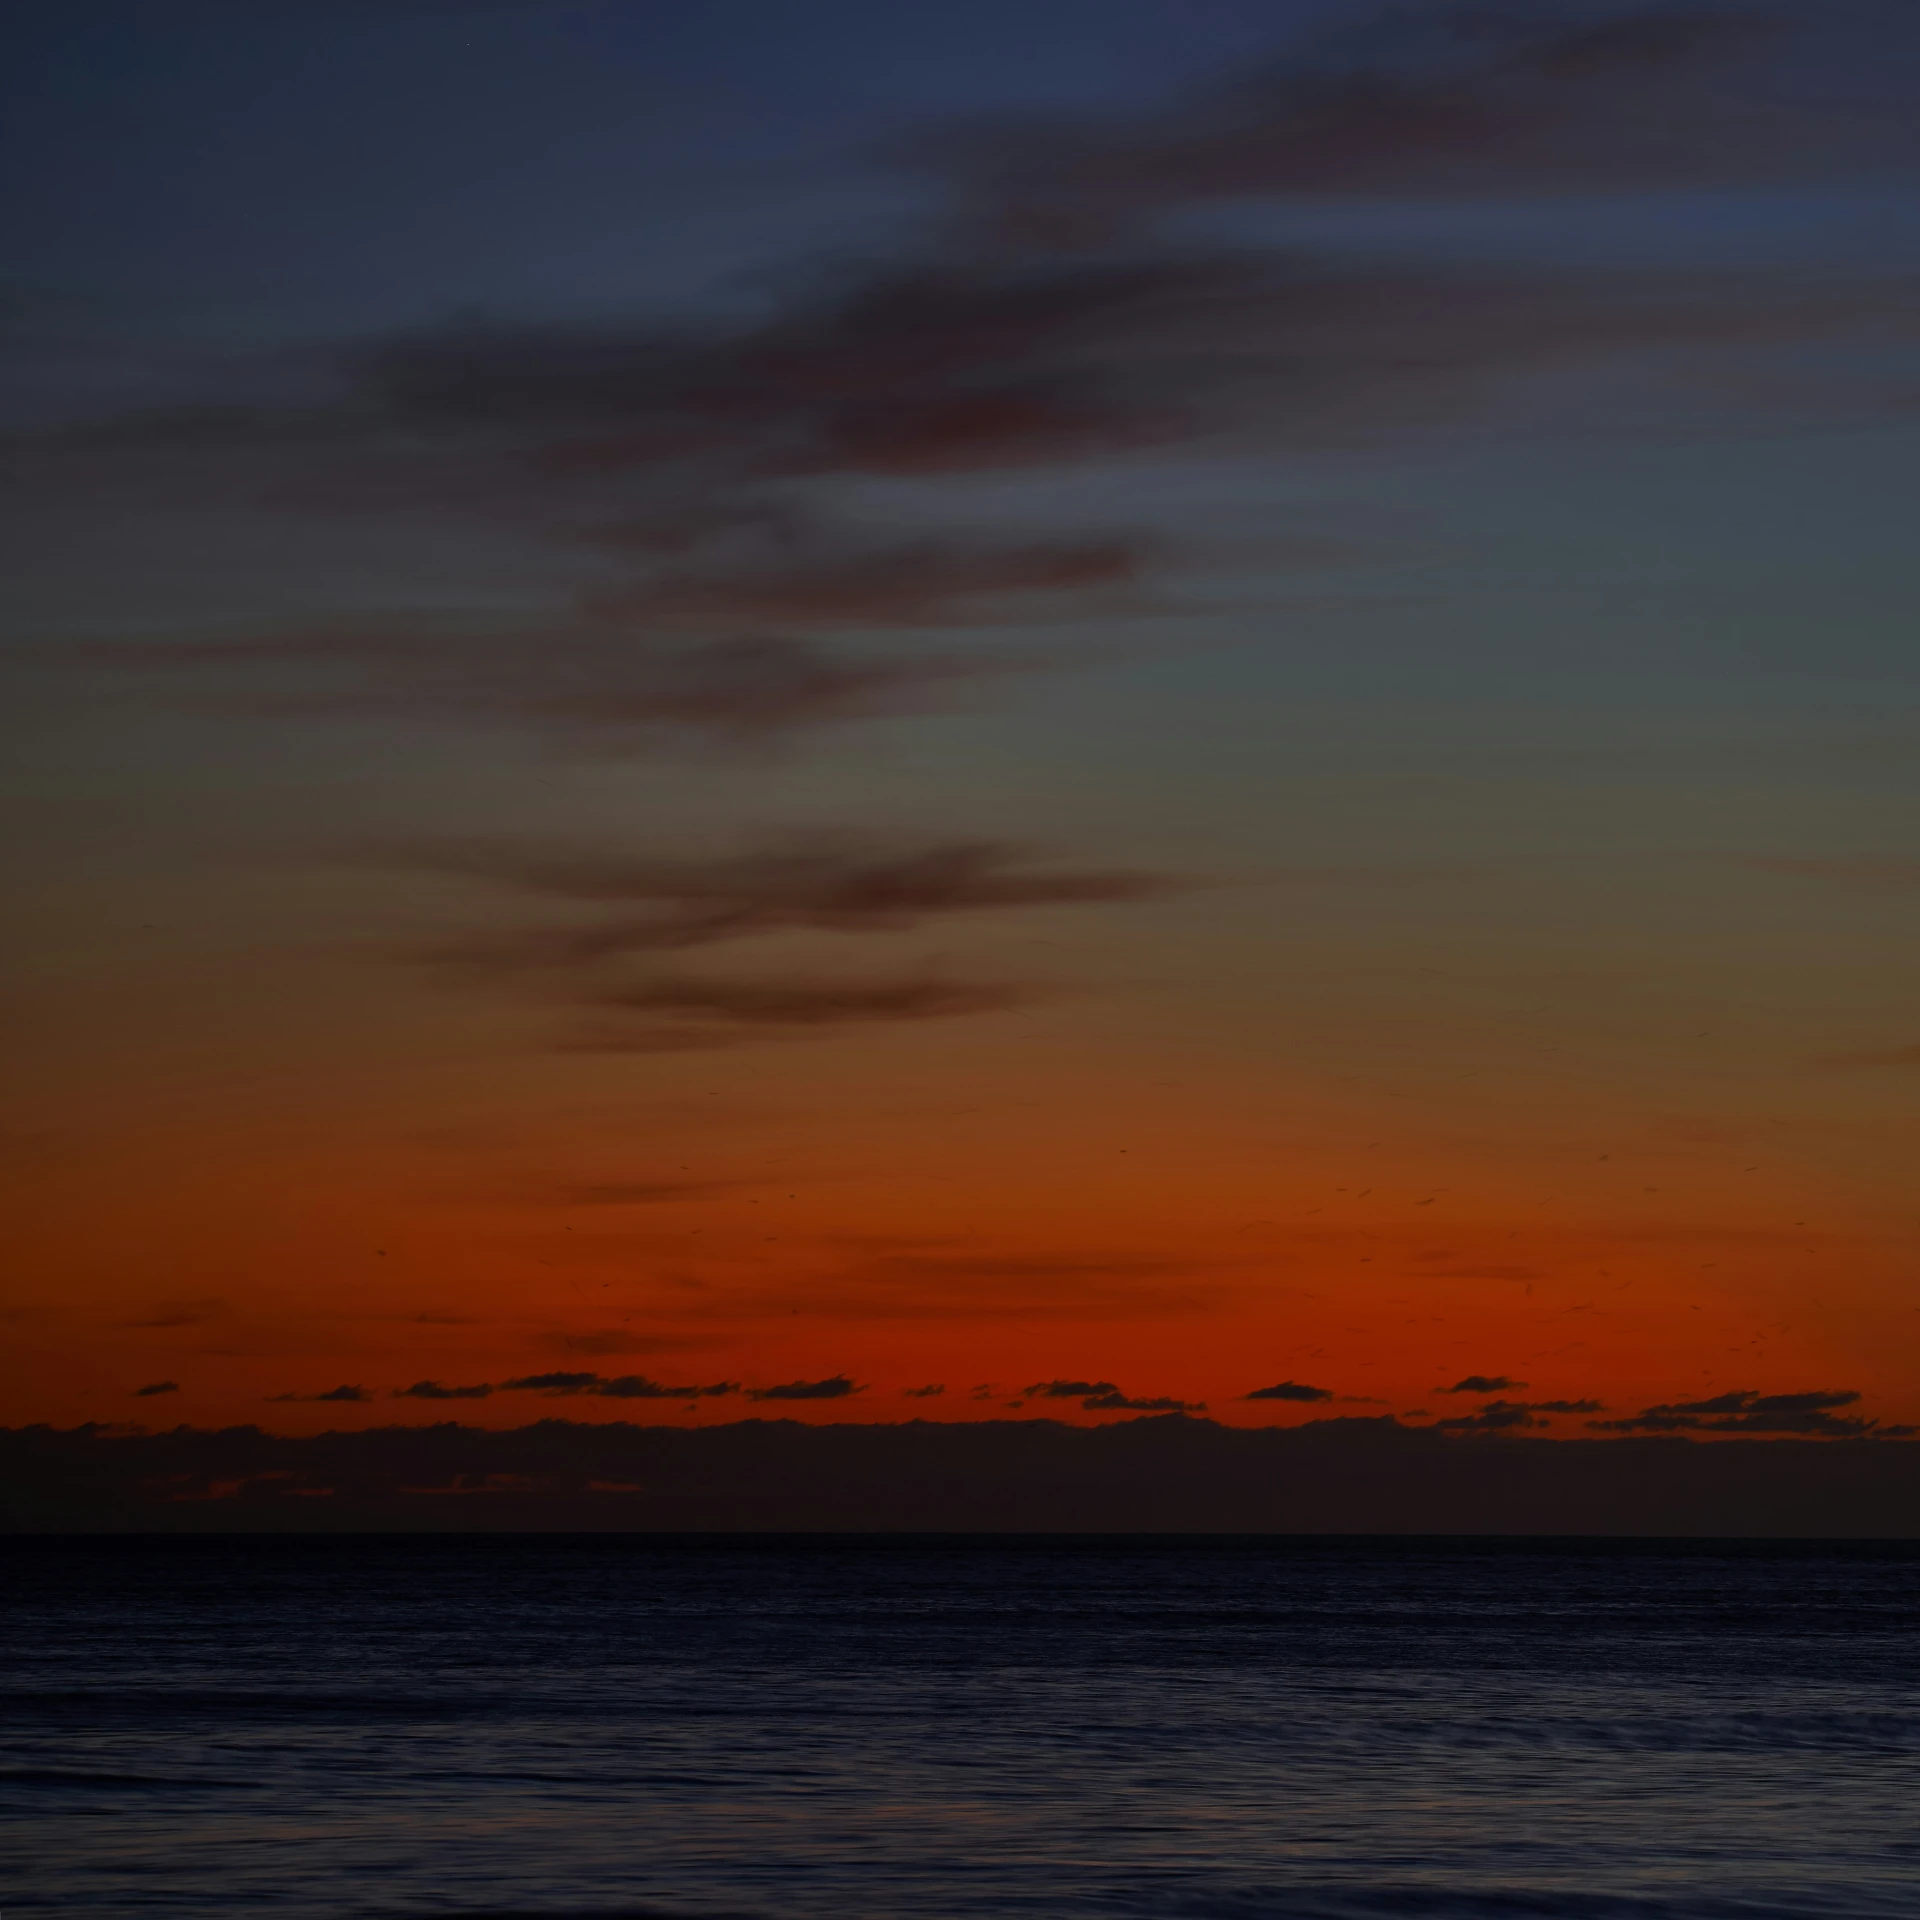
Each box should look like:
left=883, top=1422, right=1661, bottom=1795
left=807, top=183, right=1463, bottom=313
left=6, top=1415, right=1916, bottom=1536
left=1590, top=1390, right=1912, bottom=1438
left=1025, top=1380, right=1206, bottom=1412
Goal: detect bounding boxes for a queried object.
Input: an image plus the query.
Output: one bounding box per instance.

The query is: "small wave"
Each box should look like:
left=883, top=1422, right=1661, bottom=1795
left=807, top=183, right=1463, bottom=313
left=1144, top=1886, right=1908, bottom=1920
left=406, top=1910, right=764, bottom=1920
left=0, top=1767, right=261, bottom=1790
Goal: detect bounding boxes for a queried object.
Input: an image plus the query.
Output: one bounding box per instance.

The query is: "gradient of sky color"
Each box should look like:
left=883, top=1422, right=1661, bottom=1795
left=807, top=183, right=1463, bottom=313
left=4, top=0, right=1919, bottom=1448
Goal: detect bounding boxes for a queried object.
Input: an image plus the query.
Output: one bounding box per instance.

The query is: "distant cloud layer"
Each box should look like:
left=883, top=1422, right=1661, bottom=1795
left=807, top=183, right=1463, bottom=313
left=392, top=1371, right=863, bottom=1402
left=1025, top=1379, right=1205, bottom=1412
left=9, top=1412, right=1918, bottom=1535
left=262, top=1375, right=1906, bottom=1441
left=497, top=1372, right=740, bottom=1400
left=748, top=1376, right=863, bottom=1402
left=1591, top=1388, right=1914, bottom=1437
left=1433, top=1397, right=1604, bottom=1432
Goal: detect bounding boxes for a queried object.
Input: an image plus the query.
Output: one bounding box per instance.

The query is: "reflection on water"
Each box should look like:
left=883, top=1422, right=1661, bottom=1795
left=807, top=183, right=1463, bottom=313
left=3, top=1538, right=1917, bottom=1918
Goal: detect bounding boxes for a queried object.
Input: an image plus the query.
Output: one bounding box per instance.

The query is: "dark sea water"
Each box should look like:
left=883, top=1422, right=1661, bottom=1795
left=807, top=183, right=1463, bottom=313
left=2, top=1538, right=1917, bottom=1920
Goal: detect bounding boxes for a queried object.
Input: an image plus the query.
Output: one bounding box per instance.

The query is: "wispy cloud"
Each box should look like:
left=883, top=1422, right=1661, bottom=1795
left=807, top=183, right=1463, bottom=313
left=585, top=522, right=1156, bottom=633
left=387, top=833, right=1179, bottom=974
left=268, top=1384, right=372, bottom=1404
left=132, top=1380, right=179, bottom=1398
left=565, top=971, right=1038, bottom=1052
left=125, top=1298, right=225, bottom=1329
left=1438, top=1374, right=1526, bottom=1393
left=106, top=626, right=1008, bottom=755
left=372, top=830, right=1178, bottom=1051
left=39, top=4, right=1920, bottom=758
left=1823, top=1043, right=1920, bottom=1070
left=725, top=1245, right=1232, bottom=1323
left=930, top=1, right=1920, bottom=241
left=509, top=1176, right=747, bottom=1207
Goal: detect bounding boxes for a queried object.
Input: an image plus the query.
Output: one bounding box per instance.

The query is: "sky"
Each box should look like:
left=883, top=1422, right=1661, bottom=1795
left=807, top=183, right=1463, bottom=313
left=4, top=0, right=1920, bottom=1457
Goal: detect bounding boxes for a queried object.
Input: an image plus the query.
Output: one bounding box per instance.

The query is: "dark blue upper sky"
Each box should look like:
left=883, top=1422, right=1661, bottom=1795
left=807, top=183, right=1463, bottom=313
left=5, top=0, right=1329, bottom=342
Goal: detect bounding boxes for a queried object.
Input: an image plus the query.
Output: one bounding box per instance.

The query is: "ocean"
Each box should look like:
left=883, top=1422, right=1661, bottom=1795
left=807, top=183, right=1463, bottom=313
left=2, top=1538, right=1916, bottom=1919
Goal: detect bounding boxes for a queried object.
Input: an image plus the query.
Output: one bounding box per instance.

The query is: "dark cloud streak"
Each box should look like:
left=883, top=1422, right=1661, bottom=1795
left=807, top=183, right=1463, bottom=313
left=1026, top=1379, right=1206, bottom=1412
left=925, top=0, right=1920, bottom=237
left=388, top=833, right=1178, bottom=974
left=747, top=1376, right=863, bottom=1401
left=931, top=1, right=1920, bottom=242
left=44, top=2, right=1920, bottom=758
left=498, top=1372, right=740, bottom=1399
left=557, top=971, right=1037, bottom=1052
left=1590, top=1388, right=1913, bottom=1436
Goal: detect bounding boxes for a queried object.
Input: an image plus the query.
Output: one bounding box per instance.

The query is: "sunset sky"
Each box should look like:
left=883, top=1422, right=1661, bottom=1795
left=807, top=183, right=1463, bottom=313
left=5, top=0, right=1919, bottom=1448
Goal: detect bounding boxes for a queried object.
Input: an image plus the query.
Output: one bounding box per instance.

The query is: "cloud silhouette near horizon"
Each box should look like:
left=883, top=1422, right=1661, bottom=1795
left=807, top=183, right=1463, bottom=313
left=1435, top=1402, right=1541, bottom=1432
left=1025, top=1379, right=1205, bottom=1412
left=1589, top=1388, right=1912, bottom=1436
left=498, top=1372, right=741, bottom=1399
left=1431, top=1397, right=1603, bottom=1431
left=1245, top=1380, right=1334, bottom=1402
left=399, top=1373, right=868, bottom=1402
left=747, top=1376, right=863, bottom=1401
